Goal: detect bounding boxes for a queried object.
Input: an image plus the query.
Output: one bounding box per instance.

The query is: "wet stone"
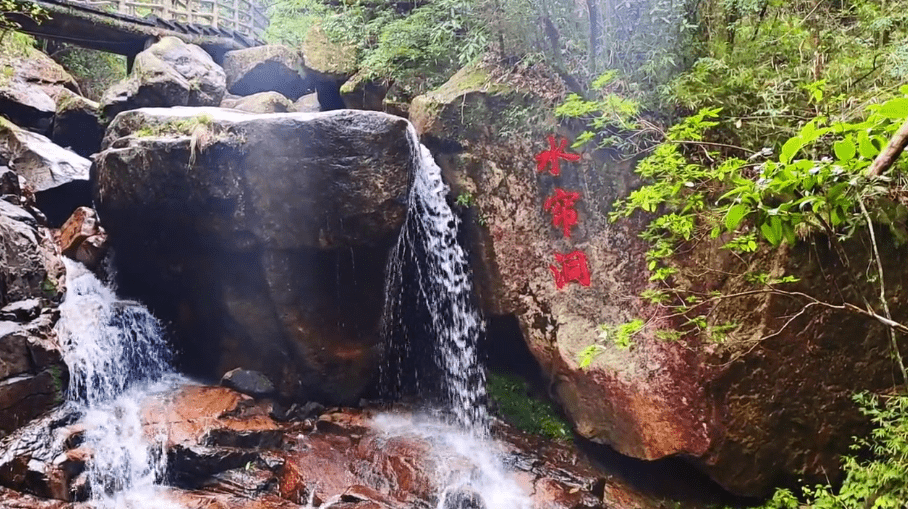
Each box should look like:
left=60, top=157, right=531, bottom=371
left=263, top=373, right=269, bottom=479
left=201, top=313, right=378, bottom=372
left=220, top=368, right=276, bottom=399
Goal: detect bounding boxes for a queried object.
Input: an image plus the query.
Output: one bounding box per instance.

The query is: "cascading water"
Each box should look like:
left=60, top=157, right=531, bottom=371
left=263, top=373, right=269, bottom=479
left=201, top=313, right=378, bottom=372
left=56, top=258, right=182, bottom=508
left=380, top=126, right=534, bottom=508
left=382, top=125, right=489, bottom=432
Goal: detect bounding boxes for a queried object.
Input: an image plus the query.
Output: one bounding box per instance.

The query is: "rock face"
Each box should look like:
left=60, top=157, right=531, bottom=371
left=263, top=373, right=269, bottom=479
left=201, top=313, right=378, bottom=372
left=0, top=197, right=67, bottom=436
left=93, top=107, right=411, bottom=404
left=0, top=45, right=80, bottom=134
left=50, top=90, right=103, bottom=158
left=0, top=118, right=91, bottom=226
left=100, top=37, right=226, bottom=121
left=341, top=72, right=391, bottom=112
left=411, top=63, right=908, bottom=496
left=222, top=45, right=312, bottom=100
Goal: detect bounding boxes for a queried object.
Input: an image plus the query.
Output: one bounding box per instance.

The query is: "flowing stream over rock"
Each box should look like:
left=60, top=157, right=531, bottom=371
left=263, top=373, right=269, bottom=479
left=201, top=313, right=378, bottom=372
left=57, top=258, right=183, bottom=508
left=377, top=126, right=534, bottom=508
left=382, top=125, right=489, bottom=433
left=49, top=121, right=531, bottom=508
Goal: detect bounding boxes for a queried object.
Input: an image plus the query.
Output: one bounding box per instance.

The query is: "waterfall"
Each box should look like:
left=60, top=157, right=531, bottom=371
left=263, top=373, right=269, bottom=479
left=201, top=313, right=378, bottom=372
left=56, top=258, right=182, bottom=507
left=382, top=125, right=489, bottom=433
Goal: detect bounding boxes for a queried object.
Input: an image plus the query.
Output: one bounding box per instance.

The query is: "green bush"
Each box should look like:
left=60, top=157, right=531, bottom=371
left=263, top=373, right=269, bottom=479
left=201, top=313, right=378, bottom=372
left=54, top=44, right=126, bottom=101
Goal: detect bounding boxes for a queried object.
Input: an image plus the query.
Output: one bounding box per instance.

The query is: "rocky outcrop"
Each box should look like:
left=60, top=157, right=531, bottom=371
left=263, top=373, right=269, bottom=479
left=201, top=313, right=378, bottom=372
left=0, top=196, right=67, bottom=436
left=411, top=63, right=907, bottom=496
left=220, top=91, right=294, bottom=113
left=93, top=107, right=411, bottom=404
left=100, top=37, right=226, bottom=121
left=0, top=45, right=80, bottom=135
left=0, top=118, right=91, bottom=226
left=222, top=45, right=312, bottom=100
left=50, top=90, right=103, bottom=158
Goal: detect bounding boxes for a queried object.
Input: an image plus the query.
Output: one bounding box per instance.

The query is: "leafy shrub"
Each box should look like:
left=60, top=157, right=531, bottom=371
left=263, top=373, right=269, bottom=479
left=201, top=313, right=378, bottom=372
left=756, top=393, right=908, bottom=509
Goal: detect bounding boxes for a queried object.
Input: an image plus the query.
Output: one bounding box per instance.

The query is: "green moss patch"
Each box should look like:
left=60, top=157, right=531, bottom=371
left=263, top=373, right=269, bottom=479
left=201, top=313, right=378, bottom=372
left=487, top=371, right=571, bottom=440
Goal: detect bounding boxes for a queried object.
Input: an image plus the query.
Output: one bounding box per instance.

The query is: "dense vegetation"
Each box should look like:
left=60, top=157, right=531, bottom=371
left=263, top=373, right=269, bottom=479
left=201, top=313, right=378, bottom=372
left=265, top=0, right=908, bottom=504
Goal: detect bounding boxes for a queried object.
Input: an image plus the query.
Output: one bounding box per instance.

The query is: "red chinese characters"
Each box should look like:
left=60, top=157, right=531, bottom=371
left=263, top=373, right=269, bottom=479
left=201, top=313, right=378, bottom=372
left=544, top=188, right=581, bottom=238
left=549, top=251, right=591, bottom=289
left=535, top=135, right=580, bottom=176
left=535, top=133, right=591, bottom=290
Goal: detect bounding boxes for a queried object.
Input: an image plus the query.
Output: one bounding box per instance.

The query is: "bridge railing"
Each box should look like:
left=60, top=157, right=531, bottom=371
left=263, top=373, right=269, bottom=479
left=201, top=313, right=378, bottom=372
left=74, top=0, right=268, bottom=37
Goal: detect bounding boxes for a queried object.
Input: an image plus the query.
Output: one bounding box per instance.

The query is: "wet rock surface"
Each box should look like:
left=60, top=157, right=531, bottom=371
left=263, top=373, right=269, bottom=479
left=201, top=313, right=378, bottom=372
left=94, top=107, right=411, bottom=405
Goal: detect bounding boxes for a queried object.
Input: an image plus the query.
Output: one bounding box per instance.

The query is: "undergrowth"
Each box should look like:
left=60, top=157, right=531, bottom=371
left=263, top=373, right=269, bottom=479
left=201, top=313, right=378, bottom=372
left=486, top=371, right=571, bottom=440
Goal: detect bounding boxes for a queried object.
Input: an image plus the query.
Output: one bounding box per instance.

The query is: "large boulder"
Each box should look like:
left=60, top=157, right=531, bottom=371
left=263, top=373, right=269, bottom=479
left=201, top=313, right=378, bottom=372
left=93, top=107, right=411, bottom=404
left=222, top=45, right=312, bottom=100
left=0, top=43, right=80, bottom=135
left=50, top=90, right=103, bottom=158
left=301, top=24, right=357, bottom=83
left=0, top=119, right=91, bottom=226
left=410, top=63, right=908, bottom=496
left=100, top=37, right=226, bottom=121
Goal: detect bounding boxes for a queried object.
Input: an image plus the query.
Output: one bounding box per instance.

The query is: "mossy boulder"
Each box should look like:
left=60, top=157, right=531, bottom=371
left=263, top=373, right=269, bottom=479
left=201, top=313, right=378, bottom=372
left=301, top=24, right=357, bottom=82
left=340, top=71, right=390, bottom=112
left=100, top=37, right=226, bottom=121
left=0, top=44, right=80, bottom=135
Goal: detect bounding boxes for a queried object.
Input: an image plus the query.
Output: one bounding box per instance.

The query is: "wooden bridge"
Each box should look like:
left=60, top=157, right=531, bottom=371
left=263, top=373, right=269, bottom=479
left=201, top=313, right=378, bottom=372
left=4, top=0, right=268, bottom=66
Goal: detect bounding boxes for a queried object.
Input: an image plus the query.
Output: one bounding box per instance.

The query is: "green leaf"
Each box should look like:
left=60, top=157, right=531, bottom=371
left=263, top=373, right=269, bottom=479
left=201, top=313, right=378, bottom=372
left=760, top=216, right=783, bottom=246
left=878, top=97, right=908, bottom=119
left=833, top=137, right=856, bottom=161
left=780, top=136, right=804, bottom=165
left=725, top=203, right=749, bottom=231
left=857, top=131, right=879, bottom=159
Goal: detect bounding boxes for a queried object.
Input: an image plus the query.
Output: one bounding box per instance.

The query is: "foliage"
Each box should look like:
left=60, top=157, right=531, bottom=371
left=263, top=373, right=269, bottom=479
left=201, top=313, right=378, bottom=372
left=53, top=44, right=126, bottom=101
left=134, top=114, right=213, bottom=138
left=486, top=371, right=571, bottom=440
left=755, top=393, right=908, bottom=509
left=0, top=0, right=46, bottom=35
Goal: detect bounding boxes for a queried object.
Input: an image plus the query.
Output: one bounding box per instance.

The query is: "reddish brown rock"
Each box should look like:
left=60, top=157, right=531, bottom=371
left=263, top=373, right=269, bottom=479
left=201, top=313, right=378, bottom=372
left=409, top=62, right=908, bottom=496
left=58, top=207, right=107, bottom=270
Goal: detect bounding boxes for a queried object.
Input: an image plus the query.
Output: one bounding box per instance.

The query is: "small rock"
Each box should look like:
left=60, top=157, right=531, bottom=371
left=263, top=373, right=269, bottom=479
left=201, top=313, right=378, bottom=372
left=220, top=368, right=276, bottom=399
left=292, top=92, right=320, bottom=113
left=220, top=91, right=294, bottom=113
left=0, top=166, right=21, bottom=196
left=58, top=207, right=108, bottom=270
left=0, top=299, right=41, bottom=321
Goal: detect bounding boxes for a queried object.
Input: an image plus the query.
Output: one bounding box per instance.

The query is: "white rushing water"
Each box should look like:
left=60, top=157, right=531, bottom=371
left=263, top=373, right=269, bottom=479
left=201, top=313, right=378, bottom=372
left=57, top=258, right=182, bottom=508
left=383, top=126, right=490, bottom=432
left=373, top=413, right=533, bottom=509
